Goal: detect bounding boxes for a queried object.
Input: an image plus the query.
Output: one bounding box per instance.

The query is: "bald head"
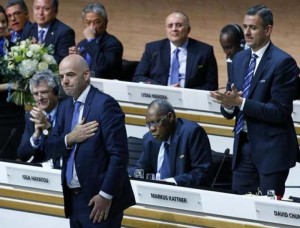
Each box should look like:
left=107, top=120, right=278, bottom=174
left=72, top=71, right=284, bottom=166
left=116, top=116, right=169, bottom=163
left=59, top=54, right=91, bottom=99
left=165, top=11, right=190, bottom=47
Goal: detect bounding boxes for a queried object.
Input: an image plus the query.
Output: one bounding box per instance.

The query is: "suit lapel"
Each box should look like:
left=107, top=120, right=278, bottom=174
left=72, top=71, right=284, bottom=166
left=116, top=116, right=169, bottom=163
left=44, top=19, right=58, bottom=45
left=186, top=39, right=195, bottom=84
left=82, top=86, right=96, bottom=120
left=161, top=40, right=171, bottom=84
left=169, top=120, right=181, bottom=176
left=248, top=44, right=272, bottom=97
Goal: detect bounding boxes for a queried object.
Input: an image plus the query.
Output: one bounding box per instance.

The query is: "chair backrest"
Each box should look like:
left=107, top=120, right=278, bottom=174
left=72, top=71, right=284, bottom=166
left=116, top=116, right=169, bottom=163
left=127, top=136, right=143, bottom=168
left=121, top=59, right=139, bottom=82
left=207, top=149, right=233, bottom=190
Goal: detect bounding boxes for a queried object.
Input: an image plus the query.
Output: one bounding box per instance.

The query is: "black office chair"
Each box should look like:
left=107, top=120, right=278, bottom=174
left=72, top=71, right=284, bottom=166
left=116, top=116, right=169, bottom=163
left=127, top=136, right=143, bottom=168
left=207, top=149, right=233, bottom=190
left=121, top=59, right=139, bottom=82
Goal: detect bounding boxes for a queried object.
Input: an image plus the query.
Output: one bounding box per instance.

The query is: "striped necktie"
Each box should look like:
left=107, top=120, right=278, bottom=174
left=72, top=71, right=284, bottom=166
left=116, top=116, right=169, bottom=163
left=235, top=54, right=258, bottom=134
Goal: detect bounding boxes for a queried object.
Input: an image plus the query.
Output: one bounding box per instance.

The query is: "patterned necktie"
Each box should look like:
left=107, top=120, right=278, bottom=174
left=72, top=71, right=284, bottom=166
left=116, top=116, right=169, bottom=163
left=169, top=48, right=180, bottom=85
left=235, top=54, right=258, bottom=134
left=38, top=30, right=45, bottom=44
left=66, top=101, right=82, bottom=184
left=160, top=142, right=171, bottom=179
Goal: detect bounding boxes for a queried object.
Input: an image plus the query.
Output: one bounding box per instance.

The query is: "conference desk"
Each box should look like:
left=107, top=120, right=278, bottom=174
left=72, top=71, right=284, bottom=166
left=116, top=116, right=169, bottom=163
left=0, top=161, right=299, bottom=228
left=89, top=78, right=300, bottom=197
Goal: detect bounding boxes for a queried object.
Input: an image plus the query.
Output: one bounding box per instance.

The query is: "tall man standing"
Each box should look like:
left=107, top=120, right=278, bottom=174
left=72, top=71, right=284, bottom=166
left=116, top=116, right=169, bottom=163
left=22, top=0, right=75, bottom=63
left=133, top=11, right=218, bottom=90
left=47, top=54, right=135, bottom=227
left=210, top=5, right=299, bottom=197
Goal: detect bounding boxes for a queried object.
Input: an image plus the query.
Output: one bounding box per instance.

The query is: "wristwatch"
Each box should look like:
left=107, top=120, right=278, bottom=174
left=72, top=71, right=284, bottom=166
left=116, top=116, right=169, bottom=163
left=43, top=124, right=52, bottom=136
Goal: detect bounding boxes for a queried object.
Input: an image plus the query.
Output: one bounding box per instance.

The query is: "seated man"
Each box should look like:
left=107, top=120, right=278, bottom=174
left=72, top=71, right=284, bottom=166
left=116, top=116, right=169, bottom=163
left=69, top=2, right=123, bottom=80
left=18, top=69, right=61, bottom=168
left=5, top=0, right=31, bottom=45
left=22, top=0, right=75, bottom=64
left=133, top=11, right=218, bottom=90
left=129, top=99, right=212, bottom=187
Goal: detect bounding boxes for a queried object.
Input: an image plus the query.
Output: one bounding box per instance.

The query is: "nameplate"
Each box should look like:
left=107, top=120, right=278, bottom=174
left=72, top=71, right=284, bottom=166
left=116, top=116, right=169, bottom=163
left=6, top=166, right=61, bottom=192
left=127, top=85, right=183, bottom=106
left=255, top=201, right=300, bottom=227
left=135, top=184, right=202, bottom=212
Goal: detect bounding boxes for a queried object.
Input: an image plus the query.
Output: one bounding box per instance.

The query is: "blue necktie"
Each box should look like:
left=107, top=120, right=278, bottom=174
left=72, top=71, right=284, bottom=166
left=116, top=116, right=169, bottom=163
left=11, top=31, right=20, bottom=43
left=235, top=54, right=257, bottom=134
left=169, top=48, right=180, bottom=85
left=160, top=142, right=171, bottom=179
left=38, top=30, right=45, bottom=44
left=66, top=101, right=82, bottom=184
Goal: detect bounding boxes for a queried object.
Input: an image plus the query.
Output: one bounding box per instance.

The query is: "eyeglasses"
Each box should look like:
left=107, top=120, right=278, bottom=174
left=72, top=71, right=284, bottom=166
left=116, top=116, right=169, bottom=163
left=146, top=114, right=168, bottom=128
left=32, top=90, right=50, bottom=97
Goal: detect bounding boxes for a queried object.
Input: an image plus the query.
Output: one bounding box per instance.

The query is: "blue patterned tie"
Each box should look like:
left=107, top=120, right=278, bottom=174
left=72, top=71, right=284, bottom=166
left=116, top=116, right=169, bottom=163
left=160, top=142, right=171, bottom=179
left=66, top=101, right=82, bottom=184
left=38, top=30, right=45, bottom=44
left=235, top=54, right=257, bottom=134
left=169, top=48, right=180, bottom=85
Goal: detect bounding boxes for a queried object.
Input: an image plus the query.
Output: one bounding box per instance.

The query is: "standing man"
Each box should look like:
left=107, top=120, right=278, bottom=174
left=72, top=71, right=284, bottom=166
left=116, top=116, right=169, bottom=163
left=69, top=2, right=123, bottom=80
left=5, top=0, right=31, bottom=45
left=18, top=70, right=61, bottom=168
left=133, top=11, right=218, bottom=90
left=211, top=5, right=299, bottom=196
left=47, top=54, right=135, bottom=227
left=129, top=99, right=212, bottom=187
left=22, top=0, right=75, bottom=63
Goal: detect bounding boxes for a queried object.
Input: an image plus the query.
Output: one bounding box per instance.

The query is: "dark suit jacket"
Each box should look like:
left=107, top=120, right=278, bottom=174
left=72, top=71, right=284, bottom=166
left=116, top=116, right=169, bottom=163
left=221, top=42, right=300, bottom=174
left=17, top=109, right=61, bottom=169
left=46, top=86, right=135, bottom=218
left=22, top=19, right=75, bottom=63
left=133, top=38, right=218, bottom=90
left=130, top=118, right=212, bottom=187
left=78, top=31, right=123, bottom=79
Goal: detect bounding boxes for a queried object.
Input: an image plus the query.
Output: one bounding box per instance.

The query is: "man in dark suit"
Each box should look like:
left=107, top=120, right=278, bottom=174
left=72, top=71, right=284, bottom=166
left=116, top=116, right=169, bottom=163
left=69, top=3, right=123, bottom=80
left=5, top=0, right=31, bottom=45
left=129, top=99, right=212, bottom=187
left=47, top=54, right=135, bottom=227
left=133, top=11, right=218, bottom=90
left=22, top=0, right=75, bottom=64
left=210, top=5, right=299, bottom=197
left=18, top=69, right=61, bottom=168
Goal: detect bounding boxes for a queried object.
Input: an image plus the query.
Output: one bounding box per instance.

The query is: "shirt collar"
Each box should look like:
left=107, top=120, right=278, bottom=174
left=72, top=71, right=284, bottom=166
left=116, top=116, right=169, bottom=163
left=252, top=41, right=270, bottom=59
left=170, top=40, right=188, bottom=53
left=74, top=85, right=91, bottom=104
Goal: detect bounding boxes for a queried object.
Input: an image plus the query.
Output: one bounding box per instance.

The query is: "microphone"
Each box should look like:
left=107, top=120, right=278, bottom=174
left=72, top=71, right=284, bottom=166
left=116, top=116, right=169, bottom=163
left=0, top=128, right=17, bottom=157
left=211, top=148, right=230, bottom=188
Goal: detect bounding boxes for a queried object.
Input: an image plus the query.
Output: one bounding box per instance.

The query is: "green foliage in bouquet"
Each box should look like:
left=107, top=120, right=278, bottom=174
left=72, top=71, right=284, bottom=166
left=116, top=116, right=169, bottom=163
left=2, top=39, right=58, bottom=106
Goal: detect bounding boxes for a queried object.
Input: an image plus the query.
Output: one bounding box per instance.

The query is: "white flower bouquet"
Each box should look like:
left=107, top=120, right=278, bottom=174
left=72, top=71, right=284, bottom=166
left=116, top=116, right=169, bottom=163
left=2, top=39, right=58, bottom=106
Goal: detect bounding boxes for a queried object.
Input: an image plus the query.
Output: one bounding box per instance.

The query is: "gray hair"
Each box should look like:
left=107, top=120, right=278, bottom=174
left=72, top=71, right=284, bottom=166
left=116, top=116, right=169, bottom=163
left=29, top=69, right=59, bottom=95
left=5, top=0, right=28, bottom=13
left=148, top=99, right=176, bottom=117
left=82, top=2, right=108, bottom=24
